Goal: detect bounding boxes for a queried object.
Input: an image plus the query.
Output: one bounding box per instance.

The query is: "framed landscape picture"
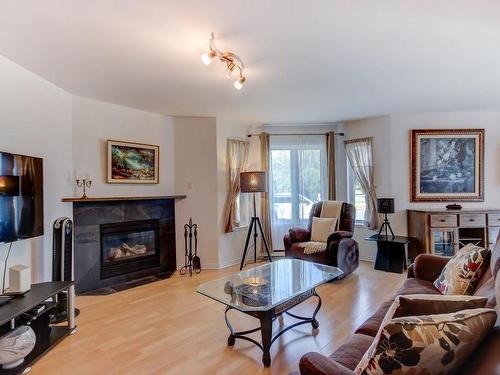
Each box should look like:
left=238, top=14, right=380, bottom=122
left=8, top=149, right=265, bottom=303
left=107, top=140, right=159, bottom=184
left=410, top=129, right=484, bottom=202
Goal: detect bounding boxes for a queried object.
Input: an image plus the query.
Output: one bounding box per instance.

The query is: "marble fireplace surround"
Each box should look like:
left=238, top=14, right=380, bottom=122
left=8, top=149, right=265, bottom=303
left=65, top=196, right=185, bottom=294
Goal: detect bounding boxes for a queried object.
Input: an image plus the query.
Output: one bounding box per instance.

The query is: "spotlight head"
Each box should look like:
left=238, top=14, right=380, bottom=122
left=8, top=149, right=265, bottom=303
left=225, top=62, right=236, bottom=78
left=234, top=76, right=246, bottom=90
left=201, top=50, right=216, bottom=66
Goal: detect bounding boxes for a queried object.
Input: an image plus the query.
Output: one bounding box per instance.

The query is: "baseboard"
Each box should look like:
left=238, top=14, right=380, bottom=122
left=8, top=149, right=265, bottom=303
left=218, top=258, right=242, bottom=269
left=176, top=262, right=220, bottom=270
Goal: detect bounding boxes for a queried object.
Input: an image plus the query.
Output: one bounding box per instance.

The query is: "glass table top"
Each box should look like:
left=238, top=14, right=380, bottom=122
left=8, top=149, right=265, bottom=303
left=197, top=259, right=343, bottom=311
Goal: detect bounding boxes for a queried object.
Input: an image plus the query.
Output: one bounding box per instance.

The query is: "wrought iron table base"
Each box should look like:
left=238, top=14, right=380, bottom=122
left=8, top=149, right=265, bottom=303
left=224, top=288, right=321, bottom=367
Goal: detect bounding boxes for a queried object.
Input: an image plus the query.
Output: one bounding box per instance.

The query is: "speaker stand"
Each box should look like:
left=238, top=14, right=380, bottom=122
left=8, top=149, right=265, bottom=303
left=377, top=213, right=395, bottom=239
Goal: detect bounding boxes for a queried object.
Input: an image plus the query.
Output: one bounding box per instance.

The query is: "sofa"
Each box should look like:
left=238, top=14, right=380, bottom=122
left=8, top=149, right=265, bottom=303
left=299, top=237, right=500, bottom=375
left=284, top=201, right=359, bottom=278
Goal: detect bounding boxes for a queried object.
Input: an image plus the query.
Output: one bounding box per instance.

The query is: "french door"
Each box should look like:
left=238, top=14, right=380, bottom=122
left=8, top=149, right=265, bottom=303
left=269, top=135, right=328, bottom=250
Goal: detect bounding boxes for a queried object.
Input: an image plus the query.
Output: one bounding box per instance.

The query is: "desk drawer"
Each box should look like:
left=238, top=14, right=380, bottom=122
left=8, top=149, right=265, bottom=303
left=460, top=213, right=486, bottom=227
left=430, top=214, right=457, bottom=228
left=488, top=213, right=500, bottom=226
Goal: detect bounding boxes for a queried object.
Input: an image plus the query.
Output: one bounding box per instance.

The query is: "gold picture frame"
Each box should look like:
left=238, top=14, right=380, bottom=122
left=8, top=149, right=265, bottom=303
left=107, top=140, right=159, bottom=184
left=410, top=129, right=484, bottom=202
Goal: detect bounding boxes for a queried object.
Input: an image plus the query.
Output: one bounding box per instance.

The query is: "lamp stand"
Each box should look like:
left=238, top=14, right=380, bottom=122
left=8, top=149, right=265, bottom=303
left=239, top=193, right=273, bottom=270
left=377, top=213, right=395, bottom=239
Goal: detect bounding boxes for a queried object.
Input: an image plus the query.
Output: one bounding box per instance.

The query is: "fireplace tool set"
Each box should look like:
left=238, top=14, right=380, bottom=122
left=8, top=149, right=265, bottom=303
left=180, top=218, right=201, bottom=276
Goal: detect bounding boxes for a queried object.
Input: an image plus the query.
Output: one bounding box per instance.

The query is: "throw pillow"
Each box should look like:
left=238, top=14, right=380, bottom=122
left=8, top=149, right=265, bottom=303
left=357, top=294, right=490, bottom=373
left=354, top=308, right=497, bottom=375
left=310, top=217, right=337, bottom=242
left=393, top=294, right=488, bottom=318
left=433, top=243, right=490, bottom=295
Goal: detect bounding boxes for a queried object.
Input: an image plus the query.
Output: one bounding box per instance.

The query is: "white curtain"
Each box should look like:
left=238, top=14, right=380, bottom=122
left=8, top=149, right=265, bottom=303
left=344, top=137, right=378, bottom=229
left=269, top=135, right=328, bottom=249
left=223, top=139, right=250, bottom=233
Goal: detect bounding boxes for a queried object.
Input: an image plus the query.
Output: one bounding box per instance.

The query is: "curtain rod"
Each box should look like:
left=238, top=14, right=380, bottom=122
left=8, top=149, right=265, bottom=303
left=247, top=132, right=344, bottom=138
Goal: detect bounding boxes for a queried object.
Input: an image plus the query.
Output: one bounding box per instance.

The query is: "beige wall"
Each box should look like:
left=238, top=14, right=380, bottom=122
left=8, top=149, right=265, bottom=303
left=71, top=95, right=175, bottom=197
left=344, top=112, right=500, bottom=261
left=174, top=116, right=219, bottom=269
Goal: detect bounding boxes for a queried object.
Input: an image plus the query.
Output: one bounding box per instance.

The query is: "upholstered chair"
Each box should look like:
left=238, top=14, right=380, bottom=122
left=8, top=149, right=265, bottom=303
left=284, top=201, right=359, bottom=278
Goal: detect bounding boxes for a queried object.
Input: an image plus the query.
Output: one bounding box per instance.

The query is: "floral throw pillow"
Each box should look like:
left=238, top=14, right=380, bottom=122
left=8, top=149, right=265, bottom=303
left=354, top=308, right=497, bottom=375
left=433, top=244, right=491, bottom=295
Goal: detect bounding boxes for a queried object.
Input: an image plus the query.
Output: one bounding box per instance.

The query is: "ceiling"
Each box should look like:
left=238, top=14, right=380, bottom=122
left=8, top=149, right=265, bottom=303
left=1, top=1, right=500, bottom=123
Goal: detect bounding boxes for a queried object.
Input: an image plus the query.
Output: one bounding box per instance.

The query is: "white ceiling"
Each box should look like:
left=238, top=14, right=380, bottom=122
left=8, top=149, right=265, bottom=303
left=1, top=1, right=500, bottom=123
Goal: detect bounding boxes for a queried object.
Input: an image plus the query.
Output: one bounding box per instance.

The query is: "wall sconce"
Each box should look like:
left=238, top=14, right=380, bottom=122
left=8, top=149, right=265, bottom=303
left=201, top=33, right=247, bottom=90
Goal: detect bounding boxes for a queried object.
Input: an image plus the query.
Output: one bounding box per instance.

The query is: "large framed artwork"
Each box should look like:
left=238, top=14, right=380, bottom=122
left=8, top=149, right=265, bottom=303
left=107, top=140, right=159, bottom=184
left=410, top=129, right=484, bottom=202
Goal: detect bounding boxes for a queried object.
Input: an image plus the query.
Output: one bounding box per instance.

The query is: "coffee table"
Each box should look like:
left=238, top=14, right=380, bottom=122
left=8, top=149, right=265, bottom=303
left=197, top=259, right=343, bottom=366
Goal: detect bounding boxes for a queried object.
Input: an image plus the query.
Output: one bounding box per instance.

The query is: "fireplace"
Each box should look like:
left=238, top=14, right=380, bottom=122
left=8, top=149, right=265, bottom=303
left=100, top=219, right=160, bottom=279
left=72, top=198, right=178, bottom=294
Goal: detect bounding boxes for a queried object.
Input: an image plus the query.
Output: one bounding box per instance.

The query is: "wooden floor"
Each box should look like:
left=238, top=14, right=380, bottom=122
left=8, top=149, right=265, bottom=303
left=31, top=261, right=404, bottom=375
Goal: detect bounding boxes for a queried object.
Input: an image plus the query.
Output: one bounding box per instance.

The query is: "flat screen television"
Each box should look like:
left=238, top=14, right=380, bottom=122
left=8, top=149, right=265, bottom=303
left=0, top=151, right=43, bottom=244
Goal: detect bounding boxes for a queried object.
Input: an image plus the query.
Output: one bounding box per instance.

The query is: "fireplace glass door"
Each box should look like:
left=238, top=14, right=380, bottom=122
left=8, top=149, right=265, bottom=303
left=100, top=219, right=159, bottom=279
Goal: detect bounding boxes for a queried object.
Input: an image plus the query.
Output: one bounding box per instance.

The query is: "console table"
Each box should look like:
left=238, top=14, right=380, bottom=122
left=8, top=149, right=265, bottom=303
left=0, top=281, right=75, bottom=375
left=407, top=208, right=500, bottom=260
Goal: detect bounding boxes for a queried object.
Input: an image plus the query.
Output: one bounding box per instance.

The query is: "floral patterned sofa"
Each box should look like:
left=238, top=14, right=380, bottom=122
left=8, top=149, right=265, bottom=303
left=299, top=237, right=500, bottom=375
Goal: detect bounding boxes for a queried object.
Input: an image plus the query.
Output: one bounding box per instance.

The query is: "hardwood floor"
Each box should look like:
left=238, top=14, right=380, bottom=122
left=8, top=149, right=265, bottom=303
left=32, top=261, right=404, bottom=375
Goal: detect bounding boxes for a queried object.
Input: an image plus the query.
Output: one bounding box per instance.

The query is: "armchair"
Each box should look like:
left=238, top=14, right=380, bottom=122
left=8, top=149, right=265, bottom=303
left=284, top=201, right=359, bottom=278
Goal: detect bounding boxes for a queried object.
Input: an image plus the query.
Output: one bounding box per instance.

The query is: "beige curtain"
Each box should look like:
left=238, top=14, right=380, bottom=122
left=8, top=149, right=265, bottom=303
left=223, top=139, right=250, bottom=233
left=259, top=132, right=273, bottom=252
left=344, top=137, right=378, bottom=229
left=326, top=131, right=336, bottom=200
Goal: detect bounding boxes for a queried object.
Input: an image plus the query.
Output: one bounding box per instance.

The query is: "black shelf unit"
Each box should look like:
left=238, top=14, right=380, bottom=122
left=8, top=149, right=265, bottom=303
left=0, top=282, right=75, bottom=375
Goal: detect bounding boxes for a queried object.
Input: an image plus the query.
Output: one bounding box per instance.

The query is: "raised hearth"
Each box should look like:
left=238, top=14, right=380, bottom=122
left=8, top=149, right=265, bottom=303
left=70, top=198, right=179, bottom=294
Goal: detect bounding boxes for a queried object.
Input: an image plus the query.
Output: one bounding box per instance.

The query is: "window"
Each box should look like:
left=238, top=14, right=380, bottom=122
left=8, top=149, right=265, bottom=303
left=269, top=135, right=328, bottom=249
left=234, top=192, right=250, bottom=228
left=223, top=139, right=249, bottom=233
left=347, top=163, right=367, bottom=224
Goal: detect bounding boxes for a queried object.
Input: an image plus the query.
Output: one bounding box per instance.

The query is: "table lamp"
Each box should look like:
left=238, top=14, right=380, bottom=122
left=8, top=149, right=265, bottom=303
left=239, top=171, right=272, bottom=270
left=377, top=198, right=395, bottom=239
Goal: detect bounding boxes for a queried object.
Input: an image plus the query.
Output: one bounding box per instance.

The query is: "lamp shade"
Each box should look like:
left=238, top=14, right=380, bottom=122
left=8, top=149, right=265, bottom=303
left=0, top=176, right=20, bottom=196
left=377, top=198, right=395, bottom=214
left=240, top=171, right=267, bottom=193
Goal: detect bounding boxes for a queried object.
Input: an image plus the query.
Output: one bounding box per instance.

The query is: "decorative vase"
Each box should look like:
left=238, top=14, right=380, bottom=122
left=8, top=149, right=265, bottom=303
left=0, top=325, right=36, bottom=369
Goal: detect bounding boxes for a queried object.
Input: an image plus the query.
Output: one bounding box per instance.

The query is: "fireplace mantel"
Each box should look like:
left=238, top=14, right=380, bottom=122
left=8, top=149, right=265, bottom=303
left=62, top=195, right=186, bottom=203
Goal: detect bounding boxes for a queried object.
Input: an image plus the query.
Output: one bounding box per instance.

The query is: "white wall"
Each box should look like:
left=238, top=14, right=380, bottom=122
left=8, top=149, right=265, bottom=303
left=0, top=56, right=183, bottom=284
left=71, top=96, right=175, bottom=197
left=0, top=56, right=73, bottom=283
left=174, top=116, right=219, bottom=269
left=344, top=112, right=500, bottom=261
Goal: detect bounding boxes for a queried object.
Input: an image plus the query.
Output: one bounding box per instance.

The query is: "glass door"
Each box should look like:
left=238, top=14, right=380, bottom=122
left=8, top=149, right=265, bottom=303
left=488, top=227, right=500, bottom=250
left=431, top=229, right=457, bottom=256
left=269, top=135, right=327, bottom=250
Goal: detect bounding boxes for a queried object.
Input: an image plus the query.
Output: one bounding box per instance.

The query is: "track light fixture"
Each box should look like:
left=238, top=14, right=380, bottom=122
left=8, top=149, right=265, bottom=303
left=201, top=32, right=246, bottom=90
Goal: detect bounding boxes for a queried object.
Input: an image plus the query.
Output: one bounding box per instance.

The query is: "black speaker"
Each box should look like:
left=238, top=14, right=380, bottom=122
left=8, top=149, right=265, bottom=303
left=377, top=198, right=395, bottom=214
left=51, top=217, right=79, bottom=324
left=52, top=217, right=74, bottom=282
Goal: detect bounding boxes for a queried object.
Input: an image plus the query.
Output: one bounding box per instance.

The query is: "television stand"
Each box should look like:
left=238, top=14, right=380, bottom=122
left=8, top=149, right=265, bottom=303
left=0, top=281, right=76, bottom=375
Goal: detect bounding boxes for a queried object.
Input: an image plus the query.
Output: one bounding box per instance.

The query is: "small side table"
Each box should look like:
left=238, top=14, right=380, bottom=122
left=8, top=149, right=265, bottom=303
left=365, top=234, right=415, bottom=273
